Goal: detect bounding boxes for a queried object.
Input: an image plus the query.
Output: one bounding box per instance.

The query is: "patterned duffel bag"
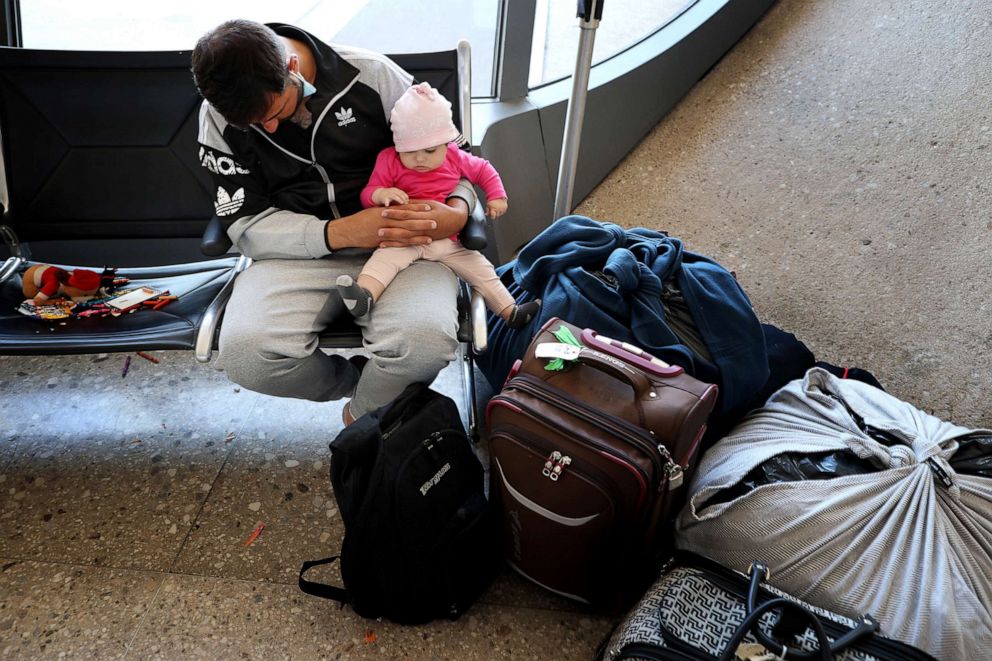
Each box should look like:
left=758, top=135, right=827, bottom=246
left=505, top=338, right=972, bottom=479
left=599, top=554, right=934, bottom=661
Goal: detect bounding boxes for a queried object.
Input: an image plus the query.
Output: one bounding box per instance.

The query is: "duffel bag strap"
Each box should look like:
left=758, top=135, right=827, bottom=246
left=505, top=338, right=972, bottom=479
left=719, top=597, right=832, bottom=661
left=298, top=556, right=348, bottom=605
left=737, top=561, right=879, bottom=661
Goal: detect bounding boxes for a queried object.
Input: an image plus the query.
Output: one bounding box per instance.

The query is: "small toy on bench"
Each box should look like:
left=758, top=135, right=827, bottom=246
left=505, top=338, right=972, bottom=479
left=22, top=265, right=107, bottom=305
left=18, top=266, right=123, bottom=320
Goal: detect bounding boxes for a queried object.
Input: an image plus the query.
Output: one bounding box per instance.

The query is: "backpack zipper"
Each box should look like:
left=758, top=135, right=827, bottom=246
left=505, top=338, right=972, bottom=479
left=381, top=418, right=404, bottom=441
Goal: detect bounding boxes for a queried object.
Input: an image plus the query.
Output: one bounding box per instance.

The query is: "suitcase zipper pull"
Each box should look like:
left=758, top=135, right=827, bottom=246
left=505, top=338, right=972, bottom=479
left=657, top=443, right=684, bottom=490
left=549, top=455, right=571, bottom=482
left=542, top=451, right=562, bottom=477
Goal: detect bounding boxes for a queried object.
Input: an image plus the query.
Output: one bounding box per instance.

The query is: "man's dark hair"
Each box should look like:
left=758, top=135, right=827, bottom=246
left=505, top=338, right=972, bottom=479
left=191, top=19, right=288, bottom=128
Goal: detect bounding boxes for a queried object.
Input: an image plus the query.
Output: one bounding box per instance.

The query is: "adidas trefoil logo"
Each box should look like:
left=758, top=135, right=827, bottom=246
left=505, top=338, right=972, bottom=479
left=335, top=106, right=356, bottom=127
left=215, top=186, right=245, bottom=216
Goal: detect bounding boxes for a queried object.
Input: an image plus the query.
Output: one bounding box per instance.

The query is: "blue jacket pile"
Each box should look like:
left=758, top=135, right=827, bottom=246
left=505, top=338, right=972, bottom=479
left=479, top=215, right=769, bottom=417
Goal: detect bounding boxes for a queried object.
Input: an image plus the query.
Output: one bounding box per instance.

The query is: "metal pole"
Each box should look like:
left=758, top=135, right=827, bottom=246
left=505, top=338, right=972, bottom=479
left=0, top=0, right=22, bottom=47
left=552, top=0, right=604, bottom=221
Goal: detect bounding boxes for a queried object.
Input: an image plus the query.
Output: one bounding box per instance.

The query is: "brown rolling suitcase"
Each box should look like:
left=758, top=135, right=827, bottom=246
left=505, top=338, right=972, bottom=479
left=486, top=318, right=718, bottom=611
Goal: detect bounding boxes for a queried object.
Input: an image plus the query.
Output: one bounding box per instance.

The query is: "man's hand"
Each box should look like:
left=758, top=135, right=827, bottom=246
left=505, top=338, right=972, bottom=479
left=371, top=187, right=410, bottom=207
left=324, top=206, right=431, bottom=250
left=325, top=197, right=469, bottom=250
left=377, top=198, right=469, bottom=248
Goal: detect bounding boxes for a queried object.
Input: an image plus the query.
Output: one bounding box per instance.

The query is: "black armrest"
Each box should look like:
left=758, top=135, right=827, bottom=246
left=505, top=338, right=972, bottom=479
left=458, top=200, right=489, bottom=251
left=200, top=216, right=234, bottom=257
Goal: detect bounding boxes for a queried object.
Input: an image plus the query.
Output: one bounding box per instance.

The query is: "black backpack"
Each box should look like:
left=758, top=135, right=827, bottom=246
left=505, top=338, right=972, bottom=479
left=298, top=383, right=500, bottom=624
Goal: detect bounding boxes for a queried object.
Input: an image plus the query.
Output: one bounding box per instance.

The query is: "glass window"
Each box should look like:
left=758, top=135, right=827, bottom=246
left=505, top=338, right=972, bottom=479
left=19, top=0, right=500, bottom=97
left=529, top=0, right=696, bottom=88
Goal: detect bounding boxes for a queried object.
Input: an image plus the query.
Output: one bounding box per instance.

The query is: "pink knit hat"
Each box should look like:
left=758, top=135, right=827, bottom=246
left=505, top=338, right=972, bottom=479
left=390, top=82, right=460, bottom=153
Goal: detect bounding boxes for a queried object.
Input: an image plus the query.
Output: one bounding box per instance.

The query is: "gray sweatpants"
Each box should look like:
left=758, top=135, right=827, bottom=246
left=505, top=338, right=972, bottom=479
left=216, top=253, right=459, bottom=418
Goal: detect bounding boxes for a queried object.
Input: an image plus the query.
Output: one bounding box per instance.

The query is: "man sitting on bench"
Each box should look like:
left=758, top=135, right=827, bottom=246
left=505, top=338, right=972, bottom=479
left=191, top=19, right=475, bottom=425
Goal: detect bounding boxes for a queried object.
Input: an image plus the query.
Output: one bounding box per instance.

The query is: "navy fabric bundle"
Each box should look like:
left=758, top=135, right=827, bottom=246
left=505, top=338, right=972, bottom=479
left=479, top=216, right=768, bottom=416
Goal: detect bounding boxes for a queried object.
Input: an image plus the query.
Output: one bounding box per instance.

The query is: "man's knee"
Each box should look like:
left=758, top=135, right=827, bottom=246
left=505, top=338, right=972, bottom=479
left=366, top=313, right=458, bottom=381
left=217, top=325, right=289, bottom=393
left=396, top=317, right=458, bottom=368
left=361, top=261, right=459, bottom=378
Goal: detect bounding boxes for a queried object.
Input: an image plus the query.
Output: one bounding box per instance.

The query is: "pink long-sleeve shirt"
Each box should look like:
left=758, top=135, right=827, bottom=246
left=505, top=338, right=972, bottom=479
left=360, top=143, right=507, bottom=210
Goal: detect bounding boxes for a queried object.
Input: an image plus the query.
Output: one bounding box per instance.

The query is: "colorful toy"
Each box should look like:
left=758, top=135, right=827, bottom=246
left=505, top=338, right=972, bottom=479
left=21, top=265, right=111, bottom=305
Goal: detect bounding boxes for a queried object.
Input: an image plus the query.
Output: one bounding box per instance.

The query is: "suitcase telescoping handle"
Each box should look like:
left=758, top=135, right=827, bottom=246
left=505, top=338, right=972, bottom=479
left=580, top=328, right=684, bottom=377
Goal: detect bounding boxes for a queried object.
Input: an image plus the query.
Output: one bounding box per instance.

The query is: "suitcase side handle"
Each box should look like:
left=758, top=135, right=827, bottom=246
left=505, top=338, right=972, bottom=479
left=580, top=328, right=685, bottom=377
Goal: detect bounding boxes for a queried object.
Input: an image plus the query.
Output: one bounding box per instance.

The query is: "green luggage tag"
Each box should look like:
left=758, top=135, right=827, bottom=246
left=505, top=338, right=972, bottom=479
left=538, top=325, right=582, bottom=371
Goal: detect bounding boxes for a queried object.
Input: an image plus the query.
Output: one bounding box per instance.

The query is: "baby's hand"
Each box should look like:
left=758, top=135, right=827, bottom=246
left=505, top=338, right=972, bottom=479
left=372, top=187, right=410, bottom=207
left=486, top=198, right=508, bottom=218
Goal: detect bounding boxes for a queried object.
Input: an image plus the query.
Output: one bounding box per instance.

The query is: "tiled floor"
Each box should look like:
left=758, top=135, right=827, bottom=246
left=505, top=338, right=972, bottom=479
left=0, top=350, right=616, bottom=659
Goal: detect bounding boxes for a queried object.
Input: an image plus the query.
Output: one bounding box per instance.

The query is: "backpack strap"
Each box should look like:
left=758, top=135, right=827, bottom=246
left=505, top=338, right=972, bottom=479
left=298, top=556, right=349, bottom=604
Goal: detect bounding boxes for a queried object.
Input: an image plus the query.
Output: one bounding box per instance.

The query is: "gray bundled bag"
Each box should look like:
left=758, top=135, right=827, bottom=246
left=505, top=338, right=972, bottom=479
left=675, top=367, right=992, bottom=660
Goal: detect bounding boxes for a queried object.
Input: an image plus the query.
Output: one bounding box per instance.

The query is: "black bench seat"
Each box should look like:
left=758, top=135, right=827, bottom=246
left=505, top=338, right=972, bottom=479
left=0, top=42, right=486, bottom=436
